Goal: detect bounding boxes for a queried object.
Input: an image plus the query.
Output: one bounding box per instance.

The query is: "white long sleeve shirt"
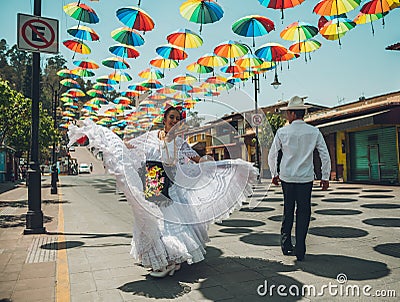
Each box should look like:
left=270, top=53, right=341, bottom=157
left=268, top=120, right=331, bottom=183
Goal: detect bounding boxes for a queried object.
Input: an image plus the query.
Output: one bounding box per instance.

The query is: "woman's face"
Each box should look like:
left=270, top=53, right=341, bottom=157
left=164, top=109, right=181, bottom=133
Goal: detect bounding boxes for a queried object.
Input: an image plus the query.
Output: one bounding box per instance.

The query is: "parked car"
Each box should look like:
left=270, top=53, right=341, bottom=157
left=78, top=163, right=91, bottom=174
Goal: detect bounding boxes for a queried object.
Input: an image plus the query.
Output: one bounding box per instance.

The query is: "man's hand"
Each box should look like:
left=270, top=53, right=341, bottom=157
left=320, top=180, right=329, bottom=191
left=272, top=176, right=280, bottom=186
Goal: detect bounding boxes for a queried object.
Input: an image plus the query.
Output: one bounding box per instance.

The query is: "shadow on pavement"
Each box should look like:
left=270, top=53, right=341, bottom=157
left=373, top=243, right=400, bottom=258
left=216, top=219, right=265, bottom=228
left=362, top=218, right=400, bottom=227
left=308, top=226, right=368, bottom=238
left=41, top=240, right=84, bottom=250
left=296, top=254, right=390, bottom=280
left=118, top=246, right=303, bottom=300
left=0, top=214, right=53, bottom=228
left=47, top=231, right=131, bottom=239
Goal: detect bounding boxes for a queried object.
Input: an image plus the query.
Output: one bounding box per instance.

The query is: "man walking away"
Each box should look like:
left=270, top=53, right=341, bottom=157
left=268, top=96, right=331, bottom=262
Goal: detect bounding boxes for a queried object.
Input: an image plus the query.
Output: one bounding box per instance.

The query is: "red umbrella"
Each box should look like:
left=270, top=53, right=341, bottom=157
left=116, top=6, right=155, bottom=32
left=258, top=0, right=306, bottom=20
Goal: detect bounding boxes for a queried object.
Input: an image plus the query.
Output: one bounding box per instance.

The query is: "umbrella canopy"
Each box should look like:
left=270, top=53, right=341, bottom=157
left=109, top=71, right=133, bottom=82
left=258, top=0, right=306, bottom=19
left=128, top=84, right=150, bottom=92
left=67, top=25, right=100, bottom=41
left=93, top=83, right=115, bottom=92
left=280, top=21, right=318, bottom=41
left=197, top=53, right=228, bottom=67
left=319, top=17, right=356, bottom=45
left=220, top=65, right=245, bottom=74
left=313, top=0, right=361, bottom=16
left=167, top=28, right=203, bottom=49
left=66, top=88, right=85, bottom=97
left=255, top=43, right=290, bottom=62
left=235, top=53, right=264, bottom=69
left=109, top=44, right=140, bottom=59
left=60, top=78, right=81, bottom=88
left=289, top=39, right=322, bottom=61
left=86, top=89, right=105, bottom=97
left=116, top=6, right=155, bottom=32
left=111, top=27, right=145, bottom=46
left=71, top=68, right=95, bottom=77
left=213, top=40, right=249, bottom=59
left=157, top=87, right=176, bottom=94
left=179, top=0, right=224, bottom=34
left=102, top=57, right=131, bottom=69
left=121, top=90, right=141, bottom=98
left=63, top=39, right=91, bottom=54
left=360, top=0, right=395, bottom=26
left=186, top=62, right=213, bottom=74
left=353, top=12, right=387, bottom=35
left=96, top=75, right=119, bottom=85
left=150, top=57, right=179, bottom=69
left=113, top=97, right=132, bottom=105
left=63, top=2, right=99, bottom=24
left=140, top=79, right=163, bottom=89
left=138, top=68, right=164, bottom=79
left=156, top=44, right=188, bottom=61
left=73, top=59, right=100, bottom=69
left=57, top=69, right=79, bottom=79
left=232, top=15, right=275, bottom=47
left=173, top=74, right=197, bottom=84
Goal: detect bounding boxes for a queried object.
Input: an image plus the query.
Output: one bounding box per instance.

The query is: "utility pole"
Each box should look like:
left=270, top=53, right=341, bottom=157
left=51, top=89, right=59, bottom=194
left=24, top=0, right=45, bottom=234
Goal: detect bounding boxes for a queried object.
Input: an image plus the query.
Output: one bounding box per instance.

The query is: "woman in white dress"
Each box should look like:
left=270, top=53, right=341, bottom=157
left=68, top=106, right=258, bottom=277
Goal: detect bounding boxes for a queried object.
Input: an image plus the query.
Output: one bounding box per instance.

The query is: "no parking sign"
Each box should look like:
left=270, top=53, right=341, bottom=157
left=17, top=13, right=59, bottom=54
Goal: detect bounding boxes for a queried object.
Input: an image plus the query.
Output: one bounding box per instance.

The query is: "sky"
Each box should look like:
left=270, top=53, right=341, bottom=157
left=2, top=0, right=400, bottom=120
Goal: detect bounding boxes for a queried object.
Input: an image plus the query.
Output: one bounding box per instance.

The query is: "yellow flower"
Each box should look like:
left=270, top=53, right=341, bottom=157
left=148, top=169, right=157, bottom=178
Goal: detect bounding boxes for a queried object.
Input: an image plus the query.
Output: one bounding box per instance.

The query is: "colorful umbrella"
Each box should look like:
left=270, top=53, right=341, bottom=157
left=116, top=6, right=155, bottom=32
left=109, top=44, right=140, bottom=59
left=280, top=22, right=318, bottom=41
left=213, top=40, right=249, bottom=59
left=109, top=71, right=133, bottom=82
left=232, top=15, right=275, bottom=47
left=140, top=79, right=163, bottom=90
left=235, top=53, right=264, bottom=69
left=220, top=65, right=245, bottom=74
left=86, top=89, right=105, bottom=97
left=150, top=57, right=179, bottom=69
left=93, top=83, right=115, bottom=92
left=73, top=59, right=100, bottom=69
left=186, top=62, right=213, bottom=74
left=102, top=57, right=131, bottom=69
left=113, top=97, right=132, bottom=105
left=179, top=0, right=224, bottom=34
left=71, top=68, right=95, bottom=77
left=111, top=27, right=145, bottom=46
left=96, top=75, right=119, bottom=85
left=197, top=53, right=228, bottom=67
left=255, top=43, right=289, bottom=62
left=258, top=0, right=306, bottom=20
left=353, top=12, right=387, bottom=35
left=167, top=28, right=203, bottom=49
left=157, top=87, right=176, bottom=94
left=57, top=69, right=79, bottom=79
left=138, top=68, right=164, bottom=79
left=319, top=17, right=356, bottom=46
left=67, top=25, right=100, bottom=41
left=66, top=88, right=85, bottom=97
left=289, top=39, right=322, bottom=61
left=63, top=39, right=91, bottom=54
left=173, top=74, right=197, bottom=84
left=63, top=2, right=99, bottom=24
left=313, top=0, right=361, bottom=16
left=121, top=90, right=141, bottom=98
left=360, top=0, right=394, bottom=26
left=60, top=78, right=81, bottom=88
left=156, top=44, right=188, bottom=61
left=128, top=84, right=150, bottom=92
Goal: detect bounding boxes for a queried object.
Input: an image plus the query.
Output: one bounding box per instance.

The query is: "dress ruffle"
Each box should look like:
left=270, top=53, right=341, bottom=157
left=68, top=119, right=257, bottom=270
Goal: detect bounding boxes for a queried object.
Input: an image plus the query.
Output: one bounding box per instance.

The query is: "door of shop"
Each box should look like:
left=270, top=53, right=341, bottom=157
left=368, top=144, right=380, bottom=181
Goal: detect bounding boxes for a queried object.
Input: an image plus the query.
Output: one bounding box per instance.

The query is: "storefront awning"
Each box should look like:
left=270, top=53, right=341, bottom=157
left=316, top=110, right=390, bottom=134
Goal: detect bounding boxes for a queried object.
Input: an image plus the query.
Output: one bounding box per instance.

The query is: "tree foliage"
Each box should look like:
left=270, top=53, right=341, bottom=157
left=259, top=112, right=286, bottom=148
left=0, top=79, right=55, bottom=162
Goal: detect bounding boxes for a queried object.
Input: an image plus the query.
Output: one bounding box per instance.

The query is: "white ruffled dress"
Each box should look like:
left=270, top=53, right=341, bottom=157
left=68, top=120, right=258, bottom=270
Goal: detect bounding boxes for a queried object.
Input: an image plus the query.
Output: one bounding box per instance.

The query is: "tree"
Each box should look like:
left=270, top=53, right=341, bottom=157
left=0, top=79, right=55, bottom=163
left=185, top=111, right=205, bottom=127
left=258, top=112, right=286, bottom=148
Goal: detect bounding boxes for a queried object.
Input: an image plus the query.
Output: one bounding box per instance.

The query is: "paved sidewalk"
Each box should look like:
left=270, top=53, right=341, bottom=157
left=1, top=177, right=399, bottom=301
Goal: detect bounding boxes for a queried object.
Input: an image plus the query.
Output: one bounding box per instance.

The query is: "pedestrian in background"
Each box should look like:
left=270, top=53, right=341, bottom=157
left=89, top=163, right=93, bottom=172
left=268, top=96, right=331, bottom=261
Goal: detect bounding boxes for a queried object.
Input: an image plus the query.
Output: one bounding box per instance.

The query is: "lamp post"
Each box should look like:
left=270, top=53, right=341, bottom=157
left=24, top=0, right=45, bottom=234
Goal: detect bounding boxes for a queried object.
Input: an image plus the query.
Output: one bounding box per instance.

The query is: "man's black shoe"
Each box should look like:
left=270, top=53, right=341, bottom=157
left=296, top=255, right=304, bottom=261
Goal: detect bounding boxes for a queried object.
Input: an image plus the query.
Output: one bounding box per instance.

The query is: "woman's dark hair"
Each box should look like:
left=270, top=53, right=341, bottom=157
left=163, top=106, right=181, bottom=120
left=288, top=109, right=305, bottom=119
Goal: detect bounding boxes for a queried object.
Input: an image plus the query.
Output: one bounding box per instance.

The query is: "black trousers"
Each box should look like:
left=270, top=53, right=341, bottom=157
left=280, top=181, right=313, bottom=257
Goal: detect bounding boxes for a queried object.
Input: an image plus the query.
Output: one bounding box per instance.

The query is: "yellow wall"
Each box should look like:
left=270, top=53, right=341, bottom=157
left=336, top=131, right=347, bottom=182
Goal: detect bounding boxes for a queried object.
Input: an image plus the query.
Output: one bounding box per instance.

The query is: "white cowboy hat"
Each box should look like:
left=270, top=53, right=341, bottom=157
left=280, top=96, right=311, bottom=110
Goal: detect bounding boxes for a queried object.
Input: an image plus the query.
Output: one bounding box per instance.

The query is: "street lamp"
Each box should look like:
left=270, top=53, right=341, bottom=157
left=271, top=68, right=281, bottom=89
